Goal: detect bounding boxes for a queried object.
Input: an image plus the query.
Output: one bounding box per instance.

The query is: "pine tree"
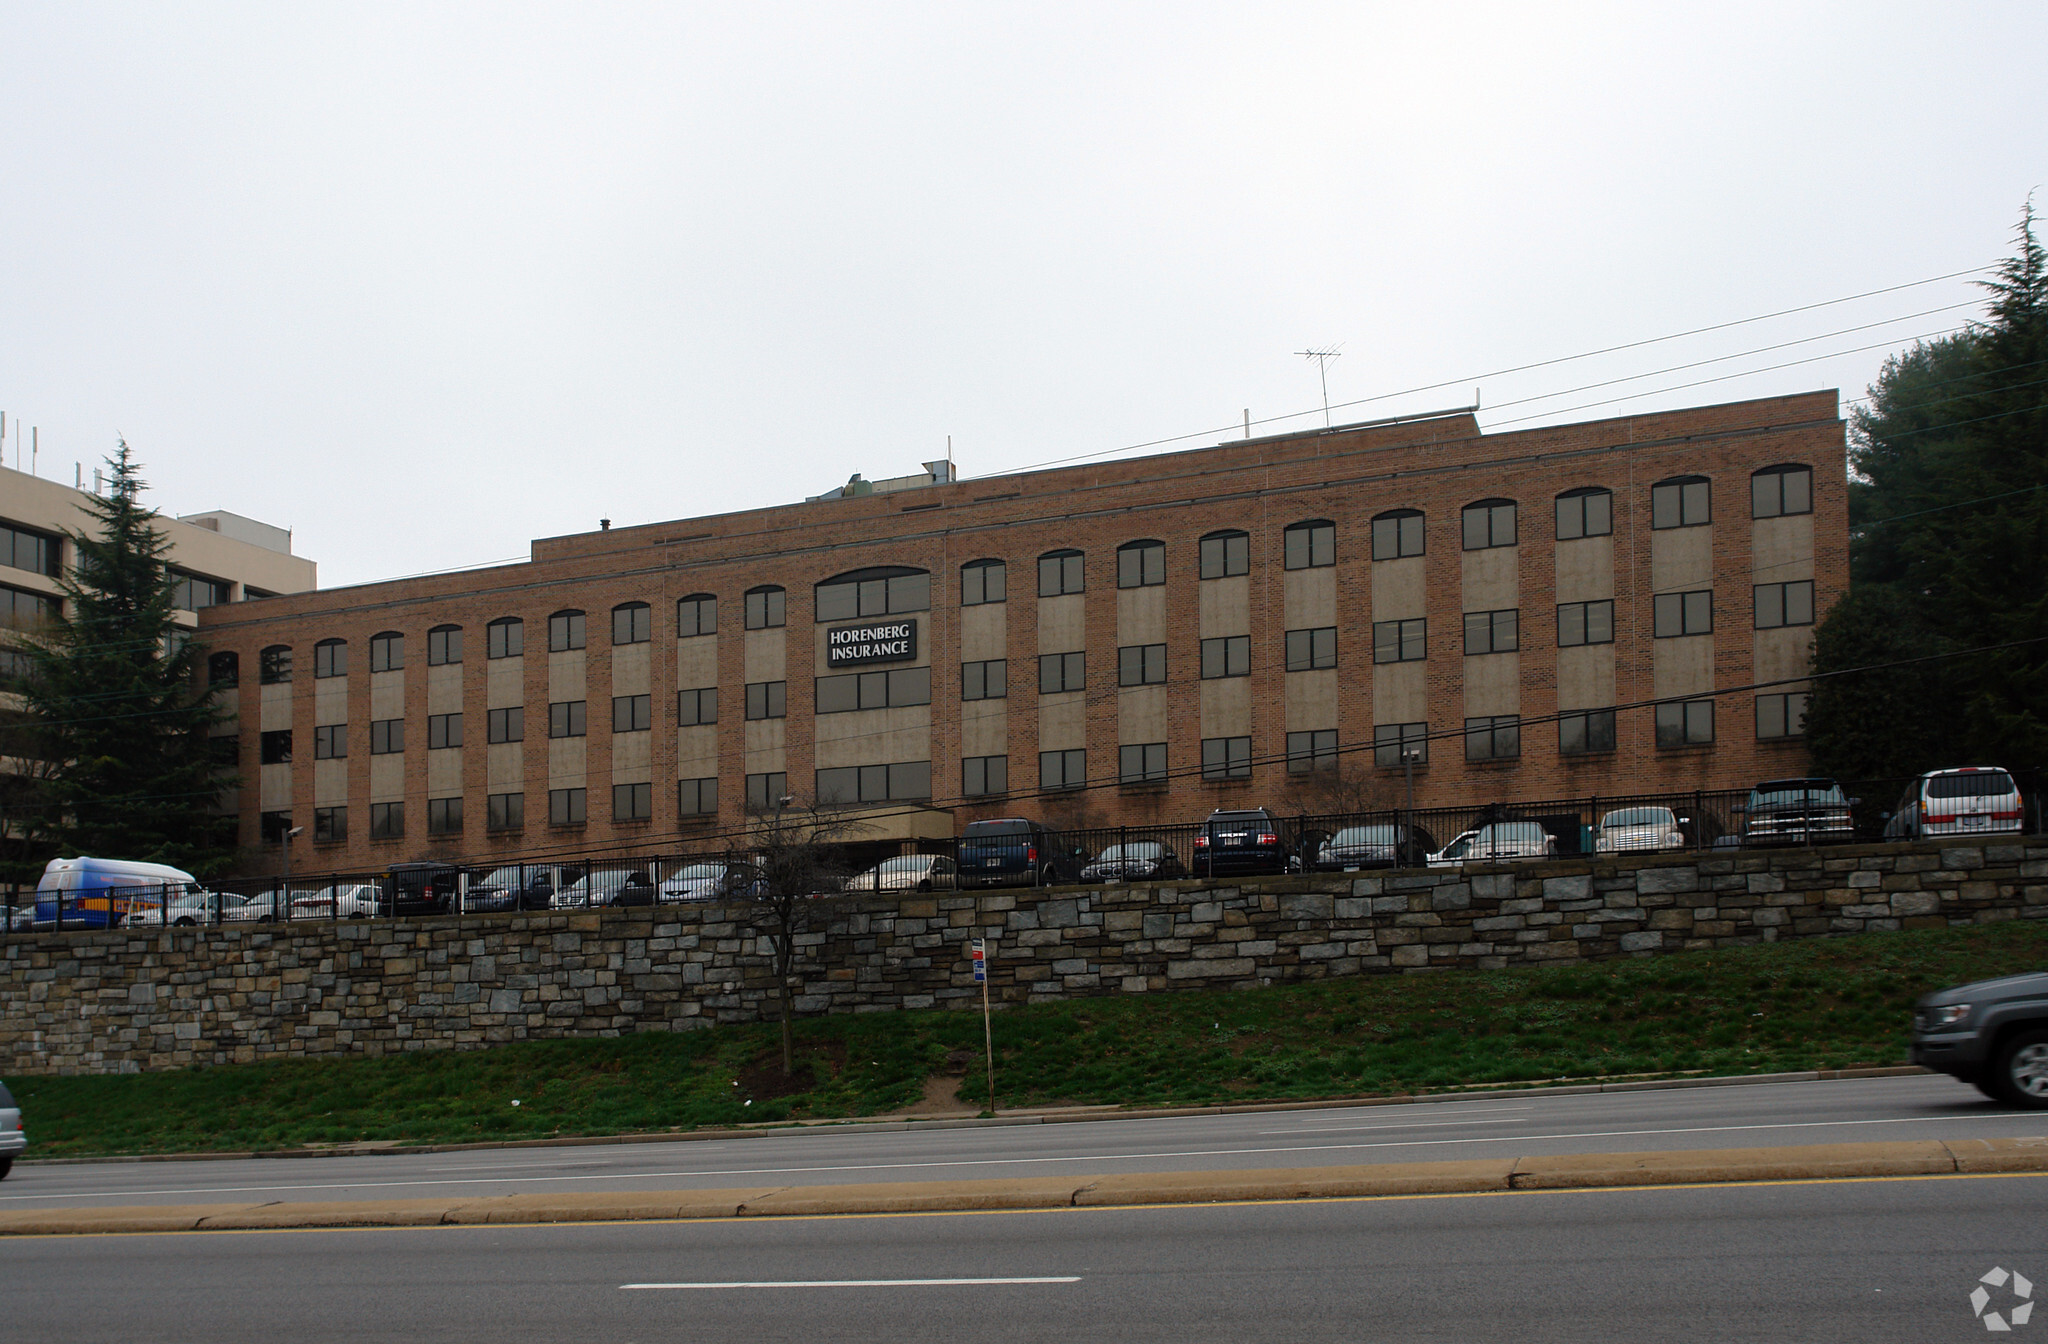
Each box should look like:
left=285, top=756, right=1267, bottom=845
left=1807, top=204, right=2048, bottom=783
left=9, top=443, right=233, bottom=872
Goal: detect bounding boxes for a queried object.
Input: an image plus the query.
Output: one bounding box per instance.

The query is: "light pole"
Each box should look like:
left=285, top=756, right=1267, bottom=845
left=279, top=825, right=303, bottom=922
left=1401, top=747, right=1422, bottom=864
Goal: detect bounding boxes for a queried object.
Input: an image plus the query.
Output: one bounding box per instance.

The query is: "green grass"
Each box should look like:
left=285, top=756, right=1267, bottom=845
left=12, top=919, right=2045, bottom=1158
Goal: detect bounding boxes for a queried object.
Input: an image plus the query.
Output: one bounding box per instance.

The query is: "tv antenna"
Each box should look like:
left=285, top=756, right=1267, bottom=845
left=1295, top=346, right=1343, bottom=426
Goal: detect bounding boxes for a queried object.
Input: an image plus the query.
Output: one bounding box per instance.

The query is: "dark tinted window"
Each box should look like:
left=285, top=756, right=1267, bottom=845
left=1926, top=771, right=2016, bottom=799
left=962, top=819, right=1035, bottom=837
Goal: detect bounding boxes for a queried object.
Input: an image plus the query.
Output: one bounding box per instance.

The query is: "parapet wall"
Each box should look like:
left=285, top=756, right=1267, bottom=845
left=5, top=838, right=2045, bottom=1076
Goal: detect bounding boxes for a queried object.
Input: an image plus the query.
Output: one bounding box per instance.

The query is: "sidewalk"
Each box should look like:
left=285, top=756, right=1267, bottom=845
left=6, top=1136, right=2044, bottom=1236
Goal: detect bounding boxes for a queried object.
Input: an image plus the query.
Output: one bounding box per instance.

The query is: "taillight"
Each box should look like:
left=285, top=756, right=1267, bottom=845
left=1992, top=810, right=2022, bottom=821
left=1025, top=846, right=1037, bottom=865
left=1193, top=835, right=1209, bottom=848
left=1257, top=832, right=1277, bottom=846
left=1926, top=815, right=1955, bottom=825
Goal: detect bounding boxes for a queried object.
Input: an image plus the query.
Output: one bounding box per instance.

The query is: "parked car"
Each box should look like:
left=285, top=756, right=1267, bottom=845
left=1311, top=824, right=1436, bottom=872
left=1736, top=778, right=1857, bottom=847
left=1911, top=970, right=2048, bottom=1109
left=956, top=818, right=1087, bottom=888
left=0, top=1078, right=24, bottom=1180
left=124, top=891, right=250, bottom=927
left=658, top=860, right=766, bottom=903
left=463, top=864, right=587, bottom=913
left=1080, top=841, right=1187, bottom=883
left=1191, top=808, right=1296, bottom=878
left=5, top=905, right=33, bottom=932
left=1883, top=767, right=2026, bottom=841
left=845, top=854, right=958, bottom=892
left=550, top=869, right=658, bottom=908
left=290, top=883, right=382, bottom=920
left=1427, top=821, right=1558, bottom=867
left=236, top=889, right=300, bottom=923
left=1594, top=806, right=1688, bottom=854
left=375, top=862, right=464, bottom=918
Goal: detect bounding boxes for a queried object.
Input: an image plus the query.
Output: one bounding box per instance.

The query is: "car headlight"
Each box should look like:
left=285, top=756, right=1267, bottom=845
left=1921, top=1003, right=1972, bottom=1029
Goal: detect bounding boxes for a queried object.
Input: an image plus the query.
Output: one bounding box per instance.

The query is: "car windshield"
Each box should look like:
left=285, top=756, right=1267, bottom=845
left=1485, top=823, right=1545, bottom=842
left=1751, top=782, right=1847, bottom=808
left=1096, top=843, right=1163, bottom=861
left=1602, top=808, right=1673, bottom=827
left=669, top=864, right=726, bottom=882
left=878, top=856, right=928, bottom=873
left=1210, top=812, right=1269, bottom=827
left=1440, top=835, right=1473, bottom=858
left=473, top=866, right=540, bottom=889
left=1331, top=827, right=1396, bottom=845
left=1926, top=771, right=2015, bottom=799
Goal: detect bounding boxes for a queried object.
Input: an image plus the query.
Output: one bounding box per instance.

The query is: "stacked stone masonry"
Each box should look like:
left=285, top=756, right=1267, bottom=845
left=5, top=837, right=2044, bottom=1076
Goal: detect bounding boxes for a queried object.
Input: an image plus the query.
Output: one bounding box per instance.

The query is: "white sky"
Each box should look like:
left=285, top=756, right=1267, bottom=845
left=1, top=3, right=2042, bottom=588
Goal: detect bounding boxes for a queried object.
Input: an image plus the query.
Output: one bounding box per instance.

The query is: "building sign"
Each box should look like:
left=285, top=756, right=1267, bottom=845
left=827, top=619, right=919, bottom=668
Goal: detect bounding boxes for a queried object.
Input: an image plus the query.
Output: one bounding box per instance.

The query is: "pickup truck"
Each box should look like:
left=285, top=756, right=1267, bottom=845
left=1910, top=971, right=2048, bottom=1109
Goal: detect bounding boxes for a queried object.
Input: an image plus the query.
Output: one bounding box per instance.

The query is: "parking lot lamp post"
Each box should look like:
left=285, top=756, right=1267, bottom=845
left=1401, top=747, right=1422, bottom=860
left=280, top=825, right=303, bottom=922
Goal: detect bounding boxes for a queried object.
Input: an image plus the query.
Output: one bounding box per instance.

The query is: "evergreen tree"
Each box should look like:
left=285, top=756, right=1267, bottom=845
left=1808, top=204, right=2048, bottom=783
left=8, top=443, right=233, bottom=871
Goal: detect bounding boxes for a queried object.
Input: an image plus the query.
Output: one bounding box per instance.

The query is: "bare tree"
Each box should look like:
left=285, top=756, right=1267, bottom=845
left=1278, top=761, right=1402, bottom=820
left=733, top=795, right=857, bottom=1076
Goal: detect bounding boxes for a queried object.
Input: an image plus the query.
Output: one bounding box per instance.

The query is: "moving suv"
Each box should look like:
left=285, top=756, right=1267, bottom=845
left=1911, top=972, right=2048, bottom=1109
left=1191, top=808, right=1295, bottom=878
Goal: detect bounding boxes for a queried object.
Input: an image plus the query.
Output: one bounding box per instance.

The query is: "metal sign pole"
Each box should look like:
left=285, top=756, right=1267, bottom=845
left=972, top=937, right=994, bottom=1114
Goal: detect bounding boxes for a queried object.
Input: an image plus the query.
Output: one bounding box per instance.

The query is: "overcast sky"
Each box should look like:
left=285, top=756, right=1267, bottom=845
left=1, top=3, right=2042, bottom=588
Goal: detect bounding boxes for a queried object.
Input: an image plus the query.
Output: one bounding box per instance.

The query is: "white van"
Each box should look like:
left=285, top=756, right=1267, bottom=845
left=33, top=857, right=205, bottom=930
left=1883, top=767, right=2026, bottom=840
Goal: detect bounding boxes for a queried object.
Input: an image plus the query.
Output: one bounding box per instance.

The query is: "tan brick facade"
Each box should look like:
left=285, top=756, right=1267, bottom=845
left=198, top=392, right=1847, bottom=873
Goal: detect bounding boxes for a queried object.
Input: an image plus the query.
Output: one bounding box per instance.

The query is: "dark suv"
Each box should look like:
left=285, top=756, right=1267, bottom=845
left=376, top=862, right=464, bottom=917
left=1191, top=808, right=1295, bottom=878
left=956, top=819, right=1086, bottom=888
left=1911, top=971, right=2048, bottom=1109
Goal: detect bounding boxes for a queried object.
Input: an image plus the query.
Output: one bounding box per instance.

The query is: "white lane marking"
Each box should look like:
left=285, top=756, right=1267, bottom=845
left=1262, top=1116, right=1534, bottom=1135
left=6, top=1113, right=2043, bottom=1203
left=622, top=1277, right=1081, bottom=1290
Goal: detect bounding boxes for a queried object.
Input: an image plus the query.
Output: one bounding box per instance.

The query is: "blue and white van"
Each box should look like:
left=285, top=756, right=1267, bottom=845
left=32, top=857, right=204, bottom=931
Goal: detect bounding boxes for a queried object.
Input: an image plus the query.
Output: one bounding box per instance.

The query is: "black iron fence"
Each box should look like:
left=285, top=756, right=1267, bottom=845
left=4, top=771, right=2043, bottom=935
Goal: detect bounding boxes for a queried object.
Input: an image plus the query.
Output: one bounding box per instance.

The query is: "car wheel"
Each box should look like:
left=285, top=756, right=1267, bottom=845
left=0, top=1156, right=12, bottom=1180
left=174, top=917, right=197, bottom=927
left=1991, top=1028, right=2048, bottom=1110
left=917, top=879, right=933, bottom=892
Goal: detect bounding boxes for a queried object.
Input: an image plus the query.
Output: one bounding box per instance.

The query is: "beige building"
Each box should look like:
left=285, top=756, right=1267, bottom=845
left=1, top=463, right=317, bottom=826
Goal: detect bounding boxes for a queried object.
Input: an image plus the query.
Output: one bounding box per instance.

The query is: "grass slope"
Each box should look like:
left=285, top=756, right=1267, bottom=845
left=12, top=920, right=2044, bottom=1159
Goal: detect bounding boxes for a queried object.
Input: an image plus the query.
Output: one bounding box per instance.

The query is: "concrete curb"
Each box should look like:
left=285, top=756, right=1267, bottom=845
left=5, top=1136, right=2043, bottom=1236
left=15, top=1064, right=1932, bottom=1167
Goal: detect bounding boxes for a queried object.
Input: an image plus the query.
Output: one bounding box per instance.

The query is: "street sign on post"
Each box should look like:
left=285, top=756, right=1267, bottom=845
left=970, top=937, right=994, bottom=1113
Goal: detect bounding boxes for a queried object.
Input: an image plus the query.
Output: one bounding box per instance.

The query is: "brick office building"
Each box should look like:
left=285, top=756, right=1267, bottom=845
left=198, top=391, right=1846, bottom=872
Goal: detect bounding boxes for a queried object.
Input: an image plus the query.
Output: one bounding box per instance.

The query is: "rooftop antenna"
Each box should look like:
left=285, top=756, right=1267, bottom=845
left=1295, top=346, right=1343, bottom=427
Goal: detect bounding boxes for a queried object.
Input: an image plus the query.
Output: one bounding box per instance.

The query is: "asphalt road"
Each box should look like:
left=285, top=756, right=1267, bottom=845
left=5, top=1073, right=2045, bottom=1209
left=6, top=1172, right=2045, bottom=1342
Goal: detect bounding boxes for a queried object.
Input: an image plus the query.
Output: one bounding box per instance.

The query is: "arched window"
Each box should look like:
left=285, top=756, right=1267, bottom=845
left=427, top=624, right=463, bottom=665
left=1461, top=499, right=1517, bottom=550
left=1116, top=539, right=1165, bottom=589
left=1199, top=530, right=1248, bottom=579
left=1555, top=487, right=1613, bottom=541
left=369, top=631, right=405, bottom=672
left=548, top=609, right=586, bottom=651
left=1038, top=549, right=1084, bottom=596
left=743, top=586, right=785, bottom=630
left=1371, top=509, right=1424, bottom=561
left=1651, top=475, right=1711, bottom=530
left=815, top=567, right=929, bottom=622
left=208, top=650, right=240, bottom=687
left=313, top=638, right=347, bottom=679
left=1751, top=464, right=1813, bottom=519
left=258, top=645, right=292, bottom=684
left=961, top=559, right=1006, bottom=606
left=1283, top=520, right=1335, bottom=570
left=677, top=594, right=716, bottom=637
left=610, top=601, right=651, bottom=645
left=486, top=616, right=524, bottom=659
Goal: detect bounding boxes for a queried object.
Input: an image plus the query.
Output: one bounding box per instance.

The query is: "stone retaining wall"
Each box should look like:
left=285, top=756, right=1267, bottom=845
left=5, top=838, right=2045, bottom=1076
